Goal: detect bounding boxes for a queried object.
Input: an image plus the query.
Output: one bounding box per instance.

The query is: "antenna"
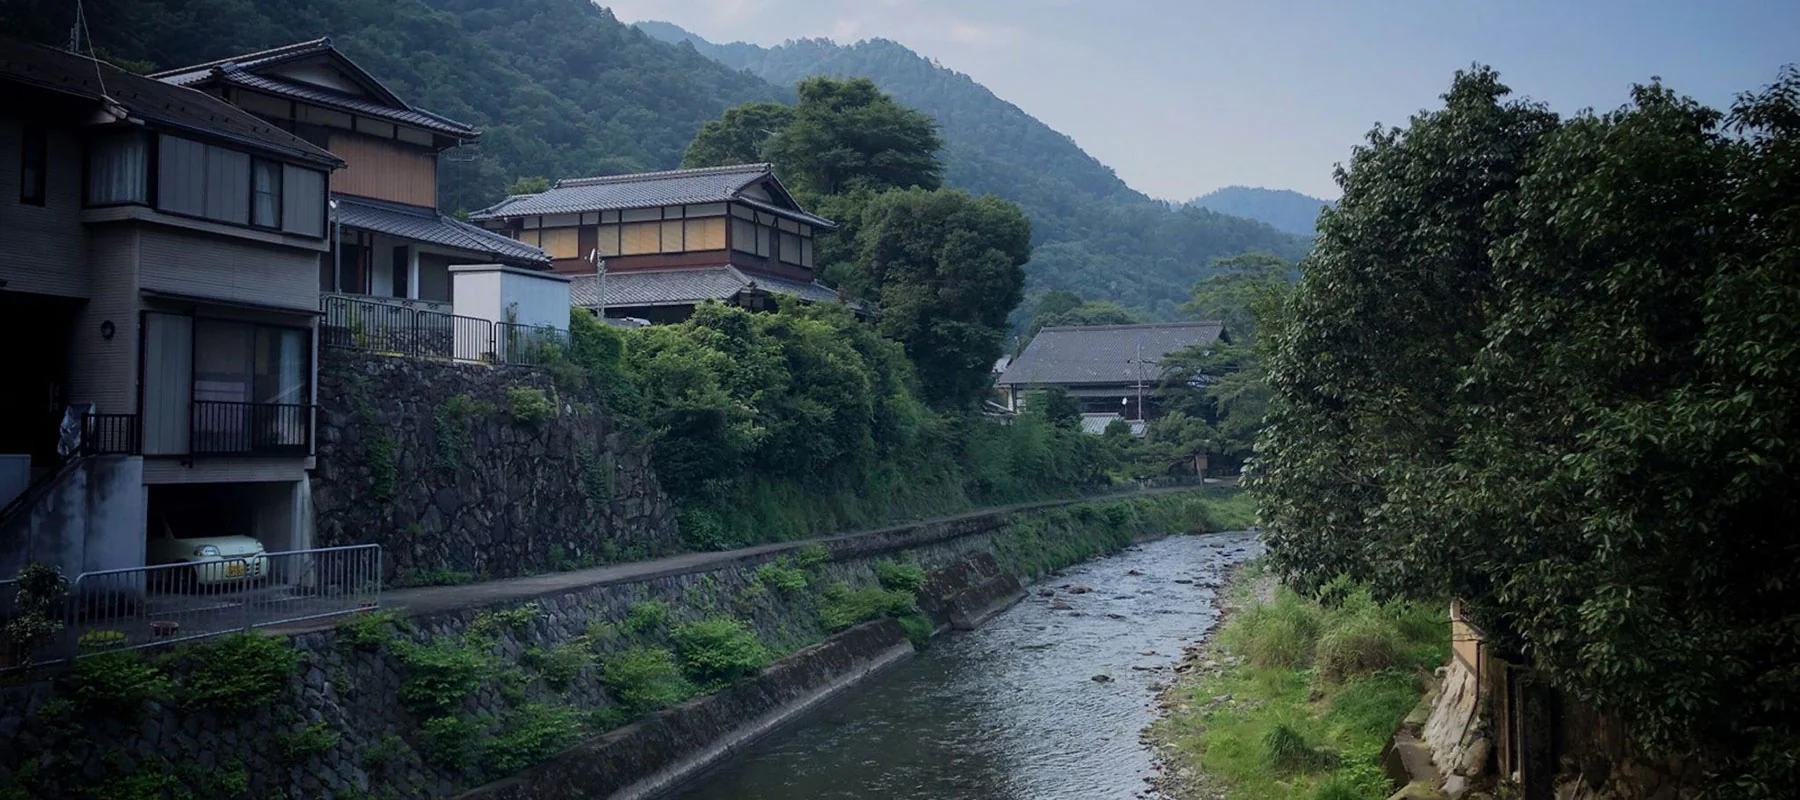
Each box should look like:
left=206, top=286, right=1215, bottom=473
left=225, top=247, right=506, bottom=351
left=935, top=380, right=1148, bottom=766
left=71, top=0, right=109, bottom=99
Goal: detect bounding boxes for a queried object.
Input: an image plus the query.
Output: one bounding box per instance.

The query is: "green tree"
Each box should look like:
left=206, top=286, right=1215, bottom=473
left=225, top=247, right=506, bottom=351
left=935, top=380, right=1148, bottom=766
left=764, top=77, right=944, bottom=196
left=1256, top=65, right=1800, bottom=796
left=850, top=188, right=1032, bottom=408
left=681, top=102, right=795, bottom=168
left=505, top=176, right=551, bottom=195
left=1178, top=253, right=1290, bottom=339
left=1024, top=387, right=1082, bottom=430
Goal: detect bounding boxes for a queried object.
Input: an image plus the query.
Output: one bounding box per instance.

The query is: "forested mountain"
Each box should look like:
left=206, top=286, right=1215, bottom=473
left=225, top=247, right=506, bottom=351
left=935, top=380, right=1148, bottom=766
left=639, top=22, right=1310, bottom=317
left=1, top=0, right=786, bottom=212
left=1189, top=186, right=1334, bottom=237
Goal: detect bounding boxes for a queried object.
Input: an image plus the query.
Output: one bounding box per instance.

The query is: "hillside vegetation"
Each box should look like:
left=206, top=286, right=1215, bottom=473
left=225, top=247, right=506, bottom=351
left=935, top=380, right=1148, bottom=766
left=1190, top=186, right=1334, bottom=237
left=642, top=23, right=1311, bottom=316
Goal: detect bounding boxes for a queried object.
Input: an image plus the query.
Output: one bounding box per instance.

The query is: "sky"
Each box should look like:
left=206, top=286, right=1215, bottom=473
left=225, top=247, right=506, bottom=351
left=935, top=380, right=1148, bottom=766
left=599, top=0, right=1797, bottom=201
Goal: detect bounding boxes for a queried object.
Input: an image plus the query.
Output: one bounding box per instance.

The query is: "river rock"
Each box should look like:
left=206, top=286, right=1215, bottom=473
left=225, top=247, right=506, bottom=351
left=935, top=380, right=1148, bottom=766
left=1127, top=569, right=1144, bottom=576
left=1092, top=674, right=1113, bottom=683
left=1049, top=599, right=1072, bottom=610
left=1174, top=579, right=1193, bottom=585
left=1107, top=613, right=1128, bottom=620
left=1037, top=589, right=1056, bottom=597
left=1069, top=586, right=1092, bottom=594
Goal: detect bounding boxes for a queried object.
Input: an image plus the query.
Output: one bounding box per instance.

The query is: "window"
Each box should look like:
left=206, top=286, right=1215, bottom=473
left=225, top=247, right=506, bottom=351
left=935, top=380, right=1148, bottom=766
left=595, top=224, right=621, bottom=257
left=732, top=218, right=757, bottom=254
left=86, top=133, right=148, bottom=206
left=660, top=220, right=684, bottom=253
left=755, top=224, right=771, bottom=257
left=20, top=124, right=46, bottom=205
left=540, top=227, right=580, bottom=259
left=621, top=222, right=661, bottom=255
left=251, top=159, right=282, bottom=228
left=802, top=238, right=814, bottom=268
left=686, top=217, right=726, bottom=250
left=281, top=165, right=325, bottom=237
left=779, top=231, right=801, bottom=265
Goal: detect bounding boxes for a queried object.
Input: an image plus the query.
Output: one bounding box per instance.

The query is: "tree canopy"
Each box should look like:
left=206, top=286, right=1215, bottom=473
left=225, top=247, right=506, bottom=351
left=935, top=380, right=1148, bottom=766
left=1255, top=66, right=1800, bottom=795
left=763, top=77, right=944, bottom=197
left=681, top=102, right=794, bottom=168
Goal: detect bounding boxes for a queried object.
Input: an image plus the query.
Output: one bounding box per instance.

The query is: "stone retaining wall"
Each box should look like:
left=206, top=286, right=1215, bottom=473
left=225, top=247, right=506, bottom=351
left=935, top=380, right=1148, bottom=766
left=312, top=350, right=680, bottom=585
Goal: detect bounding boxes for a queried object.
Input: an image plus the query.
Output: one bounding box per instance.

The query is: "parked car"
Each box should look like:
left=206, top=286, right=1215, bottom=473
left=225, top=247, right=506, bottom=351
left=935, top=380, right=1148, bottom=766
left=147, top=519, right=269, bottom=586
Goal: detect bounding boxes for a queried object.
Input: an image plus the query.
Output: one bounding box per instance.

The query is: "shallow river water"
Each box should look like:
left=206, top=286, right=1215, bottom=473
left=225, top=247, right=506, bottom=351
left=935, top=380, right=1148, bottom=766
left=670, top=530, right=1262, bottom=800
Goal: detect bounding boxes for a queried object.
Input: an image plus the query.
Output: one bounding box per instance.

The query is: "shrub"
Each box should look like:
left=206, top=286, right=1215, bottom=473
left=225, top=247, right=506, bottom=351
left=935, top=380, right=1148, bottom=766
left=177, top=633, right=302, bottom=712
left=396, top=637, right=501, bottom=716
left=481, top=703, right=585, bottom=775
left=600, top=646, right=693, bottom=716
left=896, top=614, right=935, bottom=648
left=1224, top=589, right=1323, bottom=669
left=1263, top=723, right=1337, bottom=774
left=624, top=600, right=671, bottom=635
left=1314, top=609, right=1400, bottom=683
left=278, top=722, right=341, bottom=762
left=469, top=603, right=541, bottom=637
left=363, top=733, right=406, bottom=769
left=506, top=386, right=556, bottom=425
left=755, top=562, right=809, bottom=593
left=418, top=714, right=477, bottom=771
left=403, top=568, right=475, bottom=587
left=65, top=651, right=170, bottom=719
left=2, top=562, right=66, bottom=662
left=336, top=610, right=402, bottom=650
left=794, top=544, right=831, bottom=570
left=523, top=640, right=594, bottom=690
left=818, top=582, right=918, bottom=631
left=672, top=617, right=769, bottom=689
left=872, top=560, right=927, bottom=594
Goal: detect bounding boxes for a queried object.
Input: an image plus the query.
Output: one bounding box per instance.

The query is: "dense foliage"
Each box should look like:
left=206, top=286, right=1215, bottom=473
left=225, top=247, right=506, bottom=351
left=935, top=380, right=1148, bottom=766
left=3, top=0, right=786, bottom=212
left=639, top=24, right=1312, bottom=317
left=1255, top=66, right=1800, bottom=795
left=1188, top=186, right=1334, bottom=238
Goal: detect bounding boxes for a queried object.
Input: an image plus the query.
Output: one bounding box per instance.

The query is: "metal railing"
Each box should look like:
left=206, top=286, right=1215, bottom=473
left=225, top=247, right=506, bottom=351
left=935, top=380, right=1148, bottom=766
left=321, top=294, right=569, bottom=367
left=190, top=401, right=312, bottom=456
left=496, top=321, right=570, bottom=367
left=80, top=412, right=141, bottom=456
left=1, top=545, right=382, bottom=669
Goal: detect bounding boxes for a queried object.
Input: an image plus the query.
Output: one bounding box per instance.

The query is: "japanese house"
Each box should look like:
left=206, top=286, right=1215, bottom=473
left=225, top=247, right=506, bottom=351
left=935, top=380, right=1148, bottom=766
left=150, top=38, right=549, bottom=319
left=469, top=163, right=845, bottom=323
left=0, top=37, right=344, bottom=577
left=996, top=322, right=1228, bottom=434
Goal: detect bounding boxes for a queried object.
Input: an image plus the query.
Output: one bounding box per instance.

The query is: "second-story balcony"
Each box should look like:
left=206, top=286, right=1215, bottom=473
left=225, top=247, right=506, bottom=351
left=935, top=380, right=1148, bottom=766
left=189, top=401, right=312, bottom=457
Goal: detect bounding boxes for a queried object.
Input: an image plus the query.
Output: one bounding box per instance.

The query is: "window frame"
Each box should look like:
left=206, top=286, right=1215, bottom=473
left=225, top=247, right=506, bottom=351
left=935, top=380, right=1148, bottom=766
left=250, top=157, right=284, bottom=230
left=20, top=123, right=47, bottom=206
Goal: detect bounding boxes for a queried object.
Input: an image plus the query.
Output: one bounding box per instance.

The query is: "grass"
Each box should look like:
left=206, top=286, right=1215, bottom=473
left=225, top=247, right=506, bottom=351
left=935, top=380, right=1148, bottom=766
left=1158, top=573, right=1447, bottom=800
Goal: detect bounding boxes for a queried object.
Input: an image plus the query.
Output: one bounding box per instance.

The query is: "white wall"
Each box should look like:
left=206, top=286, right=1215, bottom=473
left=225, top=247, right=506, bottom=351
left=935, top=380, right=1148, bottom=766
left=450, top=265, right=570, bottom=329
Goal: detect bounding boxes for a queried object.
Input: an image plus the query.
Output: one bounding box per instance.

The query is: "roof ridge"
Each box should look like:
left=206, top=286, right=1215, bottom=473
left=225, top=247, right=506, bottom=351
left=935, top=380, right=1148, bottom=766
left=1039, top=321, right=1224, bottom=332
left=147, top=38, right=331, bottom=78
left=555, top=162, right=770, bottom=188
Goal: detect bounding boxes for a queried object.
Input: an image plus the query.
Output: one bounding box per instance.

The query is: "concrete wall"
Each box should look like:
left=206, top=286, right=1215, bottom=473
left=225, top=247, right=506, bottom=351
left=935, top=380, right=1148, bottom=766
left=0, top=455, right=145, bottom=578
left=450, top=264, right=571, bottom=330
left=67, top=226, right=141, bottom=416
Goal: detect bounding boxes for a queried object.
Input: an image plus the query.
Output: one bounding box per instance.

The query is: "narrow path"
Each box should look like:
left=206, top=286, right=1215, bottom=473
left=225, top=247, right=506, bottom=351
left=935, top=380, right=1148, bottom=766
left=276, top=483, right=1221, bottom=633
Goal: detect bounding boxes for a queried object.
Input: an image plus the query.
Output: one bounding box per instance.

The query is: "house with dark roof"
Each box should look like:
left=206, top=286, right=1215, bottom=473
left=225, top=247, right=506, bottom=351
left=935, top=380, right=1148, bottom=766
left=470, top=163, right=846, bottom=323
left=152, top=38, right=549, bottom=314
left=996, top=322, right=1228, bottom=433
left=0, top=36, right=347, bottom=579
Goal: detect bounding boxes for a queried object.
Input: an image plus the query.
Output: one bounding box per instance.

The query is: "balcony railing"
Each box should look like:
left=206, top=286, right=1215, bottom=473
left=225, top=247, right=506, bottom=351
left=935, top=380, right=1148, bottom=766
left=190, top=401, right=312, bottom=457
left=79, top=413, right=141, bottom=456
left=321, top=294, right=570, bottom=367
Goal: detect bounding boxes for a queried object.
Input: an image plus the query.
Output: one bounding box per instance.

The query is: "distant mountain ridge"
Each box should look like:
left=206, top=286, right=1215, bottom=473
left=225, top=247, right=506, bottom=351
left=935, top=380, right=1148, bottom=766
left=639, top=21, right=1311, bottom=317
left=1189, top=186, right=1334, bottom=237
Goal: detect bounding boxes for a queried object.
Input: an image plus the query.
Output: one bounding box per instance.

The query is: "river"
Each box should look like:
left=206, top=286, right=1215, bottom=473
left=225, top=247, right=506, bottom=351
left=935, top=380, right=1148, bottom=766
left=670, top=531, right=1262, bottom=800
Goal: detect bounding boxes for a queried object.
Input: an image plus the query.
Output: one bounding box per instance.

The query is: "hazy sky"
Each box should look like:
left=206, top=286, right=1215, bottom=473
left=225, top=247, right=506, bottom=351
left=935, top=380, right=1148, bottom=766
left=600, top=0, right=1796, bottom=201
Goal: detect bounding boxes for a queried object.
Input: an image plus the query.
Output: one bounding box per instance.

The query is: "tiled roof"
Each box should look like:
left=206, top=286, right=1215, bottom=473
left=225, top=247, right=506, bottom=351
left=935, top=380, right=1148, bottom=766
left=151, top=38, right=477, bottom=138
left=998, top=322, right=1227, bottom=387
left=217, top=70, right=476, bottom=136
left=0, top=37, right=339, bottom=167
left=567, top=266, right=845, bottom=309
left=469, top=164, right=835, bottom=228
left=333, top=196, right=548, bottom=266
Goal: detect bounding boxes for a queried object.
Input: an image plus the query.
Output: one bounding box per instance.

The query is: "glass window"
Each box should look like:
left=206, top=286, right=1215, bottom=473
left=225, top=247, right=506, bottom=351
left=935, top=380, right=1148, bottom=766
left=86, top=133, right=147, bottom=206
left=541, top=227, right=580, bottom=259
left=779, top=232, right=801, bottom=265
left=755, top=224, right=771, bottom=257
left=802, top=238, right=814, bottom=268
left=660, top=220, right=684, bottom=253
left=686, top=217, right=726, bottom=250
left=203, top=146, right=250, bottom=224
left=595, top=224, right=620, bottom=257
left=282, top=165, right=325, bottom=237
left=252, top=159, right=282, bottom=228
left=254, top=326, right=311, bottom=407
left=20, top=125, right=46, bottom=205
left=731, top=218, right=757, bottom=254
left=621, top=222, right=661, bottom=255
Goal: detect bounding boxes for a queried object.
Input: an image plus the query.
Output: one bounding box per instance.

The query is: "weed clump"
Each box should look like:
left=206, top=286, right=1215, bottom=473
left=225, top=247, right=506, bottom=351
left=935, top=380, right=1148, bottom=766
left=672, top=617, right=769, bottom=690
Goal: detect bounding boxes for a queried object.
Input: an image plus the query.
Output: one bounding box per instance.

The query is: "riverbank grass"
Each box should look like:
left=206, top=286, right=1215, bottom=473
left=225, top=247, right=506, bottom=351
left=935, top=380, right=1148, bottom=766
left=1158, top=574, right=1446, bottom=800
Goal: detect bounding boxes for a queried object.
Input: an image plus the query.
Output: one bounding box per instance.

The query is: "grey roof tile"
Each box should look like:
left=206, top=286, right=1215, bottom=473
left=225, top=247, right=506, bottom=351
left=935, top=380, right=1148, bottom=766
left=566, top=266, right=848, bottom=309
left=998, top=322, right=1227, bottom=386
left=218, top=71, right=476, bottom=136
left=0, top=37, right=339, bottom=167
left=469, top=164, right=835, bottom=228
left=334, top=196, right=548, bottom=266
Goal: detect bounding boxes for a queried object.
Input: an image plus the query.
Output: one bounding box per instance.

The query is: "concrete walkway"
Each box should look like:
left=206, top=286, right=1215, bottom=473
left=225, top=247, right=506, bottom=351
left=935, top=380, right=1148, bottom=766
left=278, top=483, right=1220, bottom=633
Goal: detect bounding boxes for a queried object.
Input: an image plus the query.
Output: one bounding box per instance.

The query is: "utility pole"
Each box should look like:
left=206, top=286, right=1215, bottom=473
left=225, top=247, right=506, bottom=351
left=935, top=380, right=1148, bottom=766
left=590, top=249, right=607, bottom=319
left=1125, top=340, right=1150, bottom=423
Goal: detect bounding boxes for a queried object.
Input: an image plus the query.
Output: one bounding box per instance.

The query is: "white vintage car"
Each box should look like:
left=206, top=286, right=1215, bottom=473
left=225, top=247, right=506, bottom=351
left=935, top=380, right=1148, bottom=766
left=146, top=520, right=269, bottom=586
